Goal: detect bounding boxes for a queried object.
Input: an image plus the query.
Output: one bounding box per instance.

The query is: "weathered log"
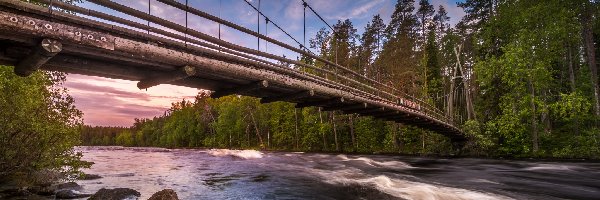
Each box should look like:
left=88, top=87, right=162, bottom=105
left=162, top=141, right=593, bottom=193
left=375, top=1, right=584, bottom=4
left=137, top=65, right=197, bottom=89
left=295, top=97, right=344, bottom=108
left=211, top=80, right=269, bottom=99
left=260, top=90, right=315, bottom=104
left=14, top=38, right=61, bottom=76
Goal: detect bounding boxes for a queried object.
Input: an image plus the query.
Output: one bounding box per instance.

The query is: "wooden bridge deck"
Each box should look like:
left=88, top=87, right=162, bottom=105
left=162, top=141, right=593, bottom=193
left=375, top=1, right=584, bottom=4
left=0, top=0, right=464, bottom=142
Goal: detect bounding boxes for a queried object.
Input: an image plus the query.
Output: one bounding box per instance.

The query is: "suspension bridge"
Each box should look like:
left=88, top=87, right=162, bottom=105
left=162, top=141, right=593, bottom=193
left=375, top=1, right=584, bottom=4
left=0, top=0, right=465, bottom=142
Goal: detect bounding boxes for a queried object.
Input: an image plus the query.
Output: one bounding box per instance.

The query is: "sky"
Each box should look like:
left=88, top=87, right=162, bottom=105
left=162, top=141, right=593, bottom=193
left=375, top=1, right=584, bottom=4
left=65, top=0, right=466, bottom=127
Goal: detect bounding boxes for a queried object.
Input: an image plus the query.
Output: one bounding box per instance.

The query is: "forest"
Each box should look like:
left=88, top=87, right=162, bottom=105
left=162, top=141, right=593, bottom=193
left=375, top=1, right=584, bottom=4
left=80, top=0, right=600, bottom=159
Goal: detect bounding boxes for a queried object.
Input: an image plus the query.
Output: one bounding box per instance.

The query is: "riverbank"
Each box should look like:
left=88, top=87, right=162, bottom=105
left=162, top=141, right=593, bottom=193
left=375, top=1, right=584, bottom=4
left=0, top=176, right=180, bottom=200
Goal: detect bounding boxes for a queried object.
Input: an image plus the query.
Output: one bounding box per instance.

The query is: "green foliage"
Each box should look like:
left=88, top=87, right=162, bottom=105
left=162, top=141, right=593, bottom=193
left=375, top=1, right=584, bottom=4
left=0, top=66, right=89, bottom=182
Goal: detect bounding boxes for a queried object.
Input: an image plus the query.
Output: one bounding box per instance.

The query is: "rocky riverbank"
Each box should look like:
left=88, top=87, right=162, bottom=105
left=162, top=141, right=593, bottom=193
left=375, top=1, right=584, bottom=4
left=0, top=173, right=179, bottom=200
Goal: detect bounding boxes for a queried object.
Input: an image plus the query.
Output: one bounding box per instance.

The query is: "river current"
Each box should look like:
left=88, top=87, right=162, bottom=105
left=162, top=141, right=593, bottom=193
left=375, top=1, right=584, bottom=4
left=74, top=146, right=600, bottom=200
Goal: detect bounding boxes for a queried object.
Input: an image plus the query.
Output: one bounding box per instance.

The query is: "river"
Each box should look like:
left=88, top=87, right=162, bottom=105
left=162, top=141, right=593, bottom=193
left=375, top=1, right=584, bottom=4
left=74, top=146, right=600, bottom=200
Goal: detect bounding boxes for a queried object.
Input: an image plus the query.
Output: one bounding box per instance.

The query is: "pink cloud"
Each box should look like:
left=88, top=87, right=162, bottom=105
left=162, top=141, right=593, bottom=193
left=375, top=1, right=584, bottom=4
left=65, top=74, right=199, bottom=127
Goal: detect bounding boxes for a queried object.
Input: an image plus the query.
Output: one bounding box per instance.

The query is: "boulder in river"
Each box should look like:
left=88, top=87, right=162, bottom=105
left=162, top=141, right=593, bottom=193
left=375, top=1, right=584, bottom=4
left=28, top=181, right=81, bottom=196
left=148, top=189, right=179, bottom=200
left=56, top=182, right=82, bottom=191
left=78, top=174, right=102, bottom=180
left=55, top=189, right=91, bottom=199
left=88, top=188, right=141, bottom=200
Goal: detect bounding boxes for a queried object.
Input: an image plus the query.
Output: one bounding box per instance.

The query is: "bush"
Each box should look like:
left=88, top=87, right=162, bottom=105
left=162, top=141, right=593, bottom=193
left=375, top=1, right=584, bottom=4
left=0, top=66, right=89, bottom=184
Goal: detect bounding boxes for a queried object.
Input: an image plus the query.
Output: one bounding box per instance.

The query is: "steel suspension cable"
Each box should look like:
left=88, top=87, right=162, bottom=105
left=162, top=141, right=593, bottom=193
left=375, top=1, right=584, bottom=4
left=265, top=17, right=269, bottom=52
left=155, top=0, right=382, bottom=93
left=185, top=0, right=188, bottom=47
left=300, top=0, right=450, bottom=122
left=147, top=0, right=150, bottom=34
left=257, top=0, right=260, bottom=51
left=242, top=0, right=306, bottom=51
left=303, top=1, right=306, bottom=51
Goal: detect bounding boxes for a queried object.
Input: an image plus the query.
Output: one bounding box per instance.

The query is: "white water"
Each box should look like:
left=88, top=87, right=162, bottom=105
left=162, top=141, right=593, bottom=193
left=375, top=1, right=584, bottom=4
left=73, top=147, right=600, bottom=200
left=207, top=149, right=264, bottom=159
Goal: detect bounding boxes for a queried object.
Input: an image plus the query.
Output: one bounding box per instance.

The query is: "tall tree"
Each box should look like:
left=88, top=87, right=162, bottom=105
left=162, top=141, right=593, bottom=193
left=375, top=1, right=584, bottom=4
left=379, top=0, right=420, bottom=95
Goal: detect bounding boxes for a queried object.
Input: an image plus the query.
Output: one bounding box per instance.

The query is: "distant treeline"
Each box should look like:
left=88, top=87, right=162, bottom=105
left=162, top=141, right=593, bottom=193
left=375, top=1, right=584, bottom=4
left=80, top=92, right=453, bottom=154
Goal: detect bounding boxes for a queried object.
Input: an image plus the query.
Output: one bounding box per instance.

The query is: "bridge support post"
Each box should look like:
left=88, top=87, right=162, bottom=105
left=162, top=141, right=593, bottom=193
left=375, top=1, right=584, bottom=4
left=137, top=65, right=197, bottom=89
left=15, top=38, right=61, bottom=77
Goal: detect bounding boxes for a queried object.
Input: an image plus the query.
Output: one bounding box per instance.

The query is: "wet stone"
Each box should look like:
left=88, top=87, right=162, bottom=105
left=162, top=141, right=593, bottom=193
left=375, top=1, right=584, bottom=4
left=54, top=189, right=91, bottom=199
left=78, top=174, right=102, bottom=180
left=88, top=188, right=141, bottom=200
left=148, top=189, right=179, bottom=200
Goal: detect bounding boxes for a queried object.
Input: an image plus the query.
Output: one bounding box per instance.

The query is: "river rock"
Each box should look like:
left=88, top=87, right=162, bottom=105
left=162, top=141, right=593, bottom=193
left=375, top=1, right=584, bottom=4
left=55, top=189, right=91, bottom=199
left=148, top=189, right=179, bottom=200
left=78, top=174, right=102, bottom=180
left=56, top=182, right=82, bottom=190
left=27, top=185, right=55, bottom=196
left=88, top=188, right=141, bottom=200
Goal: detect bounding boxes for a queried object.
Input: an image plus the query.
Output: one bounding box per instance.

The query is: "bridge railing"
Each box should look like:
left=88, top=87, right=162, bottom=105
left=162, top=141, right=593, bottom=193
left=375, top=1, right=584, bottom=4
left=29, top=0, right=455, bottom=128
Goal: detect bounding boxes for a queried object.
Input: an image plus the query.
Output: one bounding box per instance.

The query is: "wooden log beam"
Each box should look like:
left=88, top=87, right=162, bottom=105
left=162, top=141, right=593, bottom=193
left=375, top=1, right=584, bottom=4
left=211, top=80, right=269, bottom=98
left=295, top=97, right=344, bottom=108
left=137, top=65, right=197, bottom=89
left=260, top=90, right=315, bottom=104
left=14, top=38, right=61, bottom=76
left=322, top=102, right=367, bottom=111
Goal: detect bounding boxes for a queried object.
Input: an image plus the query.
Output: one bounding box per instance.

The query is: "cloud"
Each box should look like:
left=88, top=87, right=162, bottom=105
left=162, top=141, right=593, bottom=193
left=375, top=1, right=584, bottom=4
left=327, top=0, right=386, bottom=20
left=64, top=81, right=153, bottom=101
left=64, top=74, right=199, bottom=127
left=69, top=90, right=167, bottom=127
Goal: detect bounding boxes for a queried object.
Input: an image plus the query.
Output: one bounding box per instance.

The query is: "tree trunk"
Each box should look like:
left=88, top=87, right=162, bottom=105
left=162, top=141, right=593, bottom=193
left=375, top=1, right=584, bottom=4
left=528, top=77, right=539, bottom=153
left=568, top=46, right=576, bottom=92
left=332, top=112, right=339, bottom=152
left=422, top=133, right=425, bottom=152
left=567, top=46, right=579, bottom=135
left=398, top=123, right=404, bottom=152
left=294, top=108, right=299, bottom=150
left=455, top=45, right=475, bottom=121
left=582, top=3, right=600, bottom=119
left=448, top=47, right=459, bottom=120
left=246, top=124, right=250, bottom=147
left=349, top=114, right=356, bottom=152
left=392, top=123, right=399, bottom=151
left=319, top=107, right=326, bottom=150
left=249, top=112, right=264, bottom=148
